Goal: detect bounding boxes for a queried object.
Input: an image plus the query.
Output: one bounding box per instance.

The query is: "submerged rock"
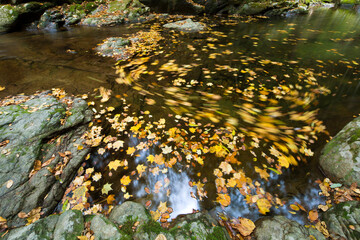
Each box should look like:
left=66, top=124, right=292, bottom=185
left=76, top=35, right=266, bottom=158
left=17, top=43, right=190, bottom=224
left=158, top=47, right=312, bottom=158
left=319, top=116, right=360, bottom=186
left=323, top=201, right=360, bottom=240
left=0, top=91, right=92, bottom=227
left=253, top=215, right=326, bottom=240
left=163, top=18, right=206, bottom=32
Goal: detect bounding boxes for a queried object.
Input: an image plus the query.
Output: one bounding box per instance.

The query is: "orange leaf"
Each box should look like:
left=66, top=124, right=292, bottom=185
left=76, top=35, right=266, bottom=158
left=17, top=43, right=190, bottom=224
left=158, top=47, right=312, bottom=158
left=309, top=210, right=318, bottom=222
left=257, top=198, right=271, bottom=215
left=217, top=193, right=231, bottom=207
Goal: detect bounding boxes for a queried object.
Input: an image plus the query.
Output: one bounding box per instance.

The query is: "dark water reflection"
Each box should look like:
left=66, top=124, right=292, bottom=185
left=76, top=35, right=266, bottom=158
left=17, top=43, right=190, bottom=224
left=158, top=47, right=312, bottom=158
left=1, top=8, right=360, bottom=224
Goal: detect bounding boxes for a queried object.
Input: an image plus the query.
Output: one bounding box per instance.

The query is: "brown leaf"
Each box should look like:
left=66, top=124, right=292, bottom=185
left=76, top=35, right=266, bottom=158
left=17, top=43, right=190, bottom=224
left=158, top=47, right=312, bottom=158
left=308, top=210, right=318, bottom=222
left=231, top=217, right=255, bottom=236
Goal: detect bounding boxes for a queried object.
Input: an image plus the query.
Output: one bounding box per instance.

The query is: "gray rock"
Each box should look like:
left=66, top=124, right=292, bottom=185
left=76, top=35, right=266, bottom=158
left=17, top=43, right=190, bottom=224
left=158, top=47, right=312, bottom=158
left=253, top=215, right=326, bottom=240
left=319, top=116, right=360, bottom=186
left=109, top=201, right=151, bottom=227
left=95, top=37, right=130, bottom=59
left=90, top=214, right=130, bottom=240
left=323, top=201, right=360, bottom=240
left=2, top=214, right=59, bottom=240
left=170, top=211, right=230, bottom=240
left=163, top=18, right=206, bottom=32
left=0, top=92, right=92, bottom=227
left=53, top=210, right=84, bottom=240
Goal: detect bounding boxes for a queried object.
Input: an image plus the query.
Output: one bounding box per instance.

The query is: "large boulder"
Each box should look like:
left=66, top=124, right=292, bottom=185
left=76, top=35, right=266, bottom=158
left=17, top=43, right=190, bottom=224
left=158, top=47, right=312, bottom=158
left=319, top=116, right=360, bottom=186
left=323, top=201, right=360, bottom=240
left=253, top=215, right=326, bottom=240
left=0, top=2, right=51, bottom=32
left=0, top=91, right=92, bottom=227
left=109, top=201, right=151, bottom=227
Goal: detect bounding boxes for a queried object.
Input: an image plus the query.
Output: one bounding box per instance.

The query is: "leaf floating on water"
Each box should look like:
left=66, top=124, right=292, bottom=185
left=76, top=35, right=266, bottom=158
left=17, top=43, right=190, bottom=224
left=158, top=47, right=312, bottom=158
left=101, top=183, right=112, bottom=195
left=308, top=209, right=318, bottom=222
left=217, top=193, right=231, bottom=207
left=257, top=198, right=271, bottom=215
left=108, top=160, right=121, bottom=171
left=120, top=176, right=131, bottom=186
left=0, top=86, right=5, bottom=91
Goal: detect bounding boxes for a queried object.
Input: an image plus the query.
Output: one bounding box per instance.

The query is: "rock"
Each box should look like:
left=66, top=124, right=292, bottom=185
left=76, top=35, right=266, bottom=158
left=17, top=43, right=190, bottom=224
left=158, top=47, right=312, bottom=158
left=2, top=210, right=84, bottom=240
left=0, top=92, right=92, bottom=227
left=323, top=201, right=360, bottom=240
left=139, top=0, right=204, bottom=14
left=81, top=0, right=149, bottom=27
left=253, top=215, right=326, bottom=240
left=109, top=201, right=151, bottom=227
left=95, top=37, right=130, bottom=59
left=163, top=18, right=206, bottom=32
left=90, top=214, right=130, bottom=240
left=235, top=2, right=270, bottom=15
left=0, top=2, right=51, bottom=32
left=53, top=210, right=84, bottom=240
left=1, top=214, right=59, bottom=240
left=319, top=116, right=360, bottom=186
left=170, top=211, right=230, bottom=240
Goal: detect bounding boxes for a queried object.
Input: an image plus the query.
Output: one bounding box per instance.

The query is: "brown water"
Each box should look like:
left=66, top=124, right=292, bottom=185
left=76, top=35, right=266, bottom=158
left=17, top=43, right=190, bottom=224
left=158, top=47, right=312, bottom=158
left=1, top=8, right=360, bottom=224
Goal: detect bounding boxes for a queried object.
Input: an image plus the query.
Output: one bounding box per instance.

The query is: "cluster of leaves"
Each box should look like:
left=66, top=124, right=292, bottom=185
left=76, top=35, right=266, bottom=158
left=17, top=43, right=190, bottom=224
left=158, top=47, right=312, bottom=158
left=59, top=13, right=360, bottom=239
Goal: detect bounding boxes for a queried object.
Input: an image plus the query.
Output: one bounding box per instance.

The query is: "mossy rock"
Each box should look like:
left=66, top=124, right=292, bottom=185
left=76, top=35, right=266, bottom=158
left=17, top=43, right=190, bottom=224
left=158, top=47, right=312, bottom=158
left=319, top=116, right=360, bottom=186
left=323, top=201, right=360, bottom=240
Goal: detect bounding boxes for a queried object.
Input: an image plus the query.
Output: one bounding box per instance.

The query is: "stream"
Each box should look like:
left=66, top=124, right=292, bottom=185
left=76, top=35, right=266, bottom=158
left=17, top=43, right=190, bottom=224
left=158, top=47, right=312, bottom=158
left=1, top=8, right=360, bottom=225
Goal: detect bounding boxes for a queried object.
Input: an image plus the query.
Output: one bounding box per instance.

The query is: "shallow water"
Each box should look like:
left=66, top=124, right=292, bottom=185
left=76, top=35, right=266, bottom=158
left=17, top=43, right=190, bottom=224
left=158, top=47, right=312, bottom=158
left=1, top=8, right=360, bottom=224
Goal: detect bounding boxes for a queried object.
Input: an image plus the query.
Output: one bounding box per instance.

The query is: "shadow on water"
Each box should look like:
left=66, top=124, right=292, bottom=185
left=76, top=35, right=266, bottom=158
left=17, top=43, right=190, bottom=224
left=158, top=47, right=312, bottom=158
left=1, top=8, right=360, bottom=224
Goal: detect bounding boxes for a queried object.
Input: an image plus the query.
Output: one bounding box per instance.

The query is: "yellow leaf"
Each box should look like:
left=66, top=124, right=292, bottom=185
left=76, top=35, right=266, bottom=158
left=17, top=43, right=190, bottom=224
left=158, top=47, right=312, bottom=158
left=154, top=154, right=165, bottom=165
left=126, top=147, right=136, bottom=155
left=136, top=164, right=147, bottom=177
left=290, top=204, right=300, bottom=211
left=77, top=236, right=88, bottom=240
left=158, top=201, right=167, bottom=213
left=0, top=86, right=5, bottom=91
left=231, top=217, right=255, bottom=236
left=101, top=183, right=112, bottom=195
left=147, top=155, right=155, bottom=163
left=108, top=160, right=122, bottom=171
left=107, top=194, right=115, bottom=204
left=120, top=175, right=131, bottom=186
left=257, top=198, right=271, bottom=215
left=217, top=193, right=231, bottom=207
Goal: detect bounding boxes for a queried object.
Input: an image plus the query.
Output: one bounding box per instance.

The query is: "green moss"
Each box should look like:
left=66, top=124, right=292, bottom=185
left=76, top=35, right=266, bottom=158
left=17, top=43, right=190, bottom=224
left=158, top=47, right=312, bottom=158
left=140, top=220, right=165, bottom=235
left=119, top=216, right=138, bottom=236
left=349, top=128, right=360, bottom=143
left=206, top=226, right=227, bottom=240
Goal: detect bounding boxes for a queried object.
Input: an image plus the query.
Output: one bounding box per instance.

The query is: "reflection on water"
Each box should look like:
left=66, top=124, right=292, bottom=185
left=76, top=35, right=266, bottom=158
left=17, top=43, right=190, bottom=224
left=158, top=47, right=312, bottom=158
left=1, top=8, right=360, bottom=225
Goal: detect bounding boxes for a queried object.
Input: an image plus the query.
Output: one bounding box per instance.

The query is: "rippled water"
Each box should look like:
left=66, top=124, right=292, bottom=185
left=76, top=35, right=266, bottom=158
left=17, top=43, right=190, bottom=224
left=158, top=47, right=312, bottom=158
left=1, top=8, right=360, bottom=224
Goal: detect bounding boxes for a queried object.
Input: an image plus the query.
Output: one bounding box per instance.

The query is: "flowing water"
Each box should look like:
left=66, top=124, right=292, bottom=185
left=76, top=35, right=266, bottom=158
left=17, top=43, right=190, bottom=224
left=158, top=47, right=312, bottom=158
left=1, top=8, right=360, bottom=224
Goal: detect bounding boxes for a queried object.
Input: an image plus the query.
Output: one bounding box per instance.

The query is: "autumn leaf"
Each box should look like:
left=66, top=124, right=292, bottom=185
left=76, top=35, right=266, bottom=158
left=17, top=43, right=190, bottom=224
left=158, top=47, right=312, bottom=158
left=120, top=175, right=131, bottom=186
left=102, top=183, right=112, bottom=195
left=6, top=180, right=13, bottom=189
left=255, top=166, right=270, bottom=181
left=0, top=86, right=5, bottom=91
left=108, top=160, right=122, bottom=171
left=107, top=194, right=115, bottom=204
left=92, top=172, right=102, bottom=181
left=113, top=140, right=124, bottom=150
left=126, top=147, right=136, bottom=155
left=231, top=217, right=255, bottom=236
left=257, top=198, right=271, bottom=215
left=154, top=154, right=165, bottom=165
left=219, top=161, right=233, bottom=175
left=161, top=145, right=172, bottom=154
left=136, top=164, right=147, bottom=177
left=309, top=209, right=318, bottom=222
left=217, top=193, right=231, bottom=207
left=158, top=201, right=167, bottom=213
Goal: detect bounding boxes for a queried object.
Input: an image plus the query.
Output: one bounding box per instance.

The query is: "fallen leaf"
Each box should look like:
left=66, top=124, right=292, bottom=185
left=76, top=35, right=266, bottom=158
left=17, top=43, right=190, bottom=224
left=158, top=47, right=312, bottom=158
left=257, top=198, right=271, bottom=215
left=231, top=217, right=255, bottom=236
left=309, top=209, right=318, bottom=222
left=101, top=183, right=112, bottom=195
left=6, top=180, right=13, bottom=189
left=120, top=175, right=131, bottom=186
left=217, top=193, right=231, bottom=207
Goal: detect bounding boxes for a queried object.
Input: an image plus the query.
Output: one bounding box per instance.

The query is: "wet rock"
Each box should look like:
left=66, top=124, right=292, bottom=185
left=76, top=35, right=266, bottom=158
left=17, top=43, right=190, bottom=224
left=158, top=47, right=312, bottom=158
left=109, top=201, right=151, bottom=227
left=53, top=210, right=84, bottom=240
left=323, top=201, right=360, bottom=240
left=0, top=92, right=92, bottom=227
left=235, top=2, right=270, bottom=15
left=253, top=215, right=326, bottom=240
left=2, top=214, right=59, bottom=240
left=319, top=116, right=360, bottom=186
left=90, top=214, right=130, bottom=240
left=139, top=0, right=204, bottom=14
left=0, top=2, right=51, bottom=32
left=95, top=37, right=130, bottom=59
left=2, top=210, right=83, bottom=240
left=170, top=211, right=231, bottom=240
left=163, top=18, right=206, bottom=32
left=81, top=0, right=149, bottom=27
left=134, top=220, right=174, bottom=240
